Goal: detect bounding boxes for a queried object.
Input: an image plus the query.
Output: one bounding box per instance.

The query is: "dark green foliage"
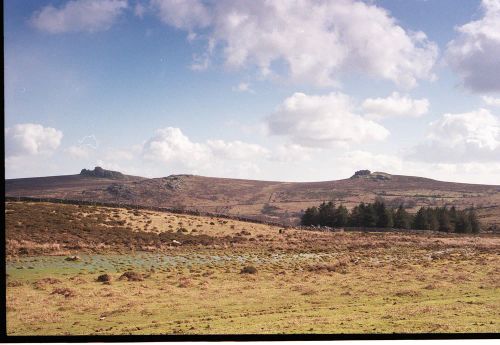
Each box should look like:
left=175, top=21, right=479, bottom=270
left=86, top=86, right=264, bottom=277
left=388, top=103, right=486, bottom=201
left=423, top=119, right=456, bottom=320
left=301, top=206, right=319, bottom=226
left=301, top=200, right=481, bottom=233
left=455, top=211, right=472, bottom=233
left=361, top=203, right=378, bottom=227
left=413, top=208, right=429, bottom=230
left=426, top=208, right=439, bottom=231
left=437, top=207, right=452, bottom=232
left=469, top=208, right=481, bottom=234
left=393, top=205, right=411, bottom=229
left=374, top=200, right=393, bottom=228
left=318, top=202, right=336, bottom=227
left=335, top=205, right=349, bottom=227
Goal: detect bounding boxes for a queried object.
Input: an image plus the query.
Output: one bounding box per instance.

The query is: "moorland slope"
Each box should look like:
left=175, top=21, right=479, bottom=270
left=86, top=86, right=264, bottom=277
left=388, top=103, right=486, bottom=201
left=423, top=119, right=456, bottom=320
left=5, top=167, right=500, bottom=228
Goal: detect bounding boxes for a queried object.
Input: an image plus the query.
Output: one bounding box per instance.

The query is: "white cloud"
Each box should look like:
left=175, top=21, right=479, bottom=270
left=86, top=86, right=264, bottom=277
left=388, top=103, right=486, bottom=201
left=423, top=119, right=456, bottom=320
left=232, top=82, right=254, bottom=93
left=206, top=139, right=268, bottom=160
left=153, top=0, right=437, bottom=88
left=446, top=0, right=500, bottom=92
left=408, top=108, right=500, bottom=162
left=270, top=144, right=316, bottom=163
left=65, top=145, right=91, bottom=159
left=142, top=127, right=269, bottom=172
left=142, top=127, right=211, bottom=168
left=31, top=0, right=128, bottom=33
left=152, top=0, right=211, bottom=30
left=338, top=150, right=404, bottom=173
left=362, top=92, right=429, bottom=119
left=266, top=92, right=389, bottom=147
left=482, top=95, right=500, bottom=107
left=335, top=150, right=500, bottom=185
left=5, top=123, right=63, bottom=157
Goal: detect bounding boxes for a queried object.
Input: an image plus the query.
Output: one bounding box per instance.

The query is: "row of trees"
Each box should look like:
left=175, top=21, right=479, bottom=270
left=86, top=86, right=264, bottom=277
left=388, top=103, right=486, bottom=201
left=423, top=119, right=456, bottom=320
left=301, top=200, right=481, bottom=233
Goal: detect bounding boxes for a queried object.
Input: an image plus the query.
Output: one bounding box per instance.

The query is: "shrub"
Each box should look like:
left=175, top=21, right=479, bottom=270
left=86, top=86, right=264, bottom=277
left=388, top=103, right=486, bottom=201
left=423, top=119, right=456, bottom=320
left=51, top=287, right=76, bottom=298
left=97, top=274, right=112, bottom=283
left=119, top=271, right=144, bottom=281
left=240, top=266, right=257, bottom=274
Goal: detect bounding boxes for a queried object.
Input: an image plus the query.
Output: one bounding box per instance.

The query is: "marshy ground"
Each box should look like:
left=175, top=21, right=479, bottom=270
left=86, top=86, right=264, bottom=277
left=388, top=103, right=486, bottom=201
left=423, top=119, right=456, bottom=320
left=5, top=202, right=500, bottom=335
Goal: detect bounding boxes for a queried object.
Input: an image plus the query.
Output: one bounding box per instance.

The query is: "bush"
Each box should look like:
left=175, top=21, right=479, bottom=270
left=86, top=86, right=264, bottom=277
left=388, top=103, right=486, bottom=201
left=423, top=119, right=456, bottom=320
left=51, top=287, right=76, bottom=298
left=119, top=271, right=144, bottom=281
left=240, top=266, right=257, bottom=274
left=97, top=274, right=112, bottom=283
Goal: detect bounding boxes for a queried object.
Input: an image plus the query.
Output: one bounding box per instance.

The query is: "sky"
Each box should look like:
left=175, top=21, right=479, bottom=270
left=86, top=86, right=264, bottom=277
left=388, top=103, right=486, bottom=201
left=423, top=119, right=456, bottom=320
left=4, top=0, right=500, bottom=184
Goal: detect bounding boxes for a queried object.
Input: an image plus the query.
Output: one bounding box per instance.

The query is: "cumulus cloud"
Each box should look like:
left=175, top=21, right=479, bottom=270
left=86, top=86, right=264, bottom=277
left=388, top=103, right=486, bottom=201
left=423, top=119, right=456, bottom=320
left=362, top=92, right=429, bottom=119
left=446, top=0, right=500, bottom=92
left=31, top=0, right=128, bottom=33
left=482, top=95, right=500, bottom=107
left=142, top=127, right=212, bottom=168
left=5, top=123, right=63, bottom=157
left=408, top=108, right=500, bottom=162
left=152, top=0, right=437, bottom=88
left=206, top=139, right=268, bottom=160
left=142, top=127, right=269, bottom=171
left=266, top=92, right=389, bottom=147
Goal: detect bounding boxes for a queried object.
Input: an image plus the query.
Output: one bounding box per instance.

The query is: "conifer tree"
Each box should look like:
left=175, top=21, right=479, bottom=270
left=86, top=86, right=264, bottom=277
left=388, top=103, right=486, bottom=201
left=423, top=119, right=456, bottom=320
left=468, top=208, right=481, bottom=234
left=438, top=207, right=452, bottom=232
left=335, top=205, right=349, bottom=227
left=301, top=206, right=319, bottom=226
left=413, top=207, right=428, bottom=230
left=394, top=205, right=410, bottom=229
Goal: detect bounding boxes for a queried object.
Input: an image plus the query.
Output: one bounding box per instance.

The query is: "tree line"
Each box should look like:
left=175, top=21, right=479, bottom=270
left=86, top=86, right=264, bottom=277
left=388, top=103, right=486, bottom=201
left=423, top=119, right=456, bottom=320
left=301, top=200, right=481, bottom=233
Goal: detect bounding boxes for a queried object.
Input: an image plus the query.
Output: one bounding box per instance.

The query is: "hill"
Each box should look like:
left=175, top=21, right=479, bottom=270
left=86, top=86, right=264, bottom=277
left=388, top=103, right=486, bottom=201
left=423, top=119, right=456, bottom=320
left=5, top=167, right=500, bottom=228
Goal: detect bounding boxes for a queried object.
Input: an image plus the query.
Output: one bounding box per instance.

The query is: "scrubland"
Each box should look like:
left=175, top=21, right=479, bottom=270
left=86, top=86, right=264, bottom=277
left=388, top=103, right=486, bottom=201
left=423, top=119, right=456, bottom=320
left=5, top=202, right=500, bottom=335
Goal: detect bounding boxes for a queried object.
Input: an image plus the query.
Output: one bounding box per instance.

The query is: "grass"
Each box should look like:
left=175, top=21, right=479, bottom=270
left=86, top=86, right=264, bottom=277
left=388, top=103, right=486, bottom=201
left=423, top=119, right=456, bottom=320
left=5, top=201, right=500, bottom=335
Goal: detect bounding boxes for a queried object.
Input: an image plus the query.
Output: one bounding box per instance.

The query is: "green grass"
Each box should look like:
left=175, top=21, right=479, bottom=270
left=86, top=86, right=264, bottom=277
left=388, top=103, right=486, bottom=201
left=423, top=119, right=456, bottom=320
left=6, top=251, right=499, bottom=335
left=5, top=201, right=500, bottom=335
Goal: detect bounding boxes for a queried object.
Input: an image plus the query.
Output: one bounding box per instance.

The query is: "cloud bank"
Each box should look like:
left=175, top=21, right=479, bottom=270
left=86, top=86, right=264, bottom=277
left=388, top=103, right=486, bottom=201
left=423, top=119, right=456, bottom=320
left=408, top=108, right=500, bottom=163
left=5, top=123, right=63, bottom=157
left=446, top=0, right=500, bottom=92
left=362, top=92, right=429, bottom=119
left=31, top=0, right=128, bottom=33
left=152, top=0, right=437, bottom=87
left=266, top=92, right=389, bottom=147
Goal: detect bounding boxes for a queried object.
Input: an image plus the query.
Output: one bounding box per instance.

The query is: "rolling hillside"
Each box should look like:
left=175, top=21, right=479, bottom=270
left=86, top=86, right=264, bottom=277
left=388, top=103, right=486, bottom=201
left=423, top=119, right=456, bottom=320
left=5, top=167, right=500, bottom=228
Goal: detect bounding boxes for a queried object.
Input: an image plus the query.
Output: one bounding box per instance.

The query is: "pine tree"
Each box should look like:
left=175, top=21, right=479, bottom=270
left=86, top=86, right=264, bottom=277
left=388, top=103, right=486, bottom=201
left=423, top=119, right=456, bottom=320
left=449, top=206, right=458, bottom=228
left=455, top=211, right=472, bottom=233
left=413, top=207, right=428, bottom=230
left=468, top=208, right=481, bottom=234
left=438, top=207, right=452, bottom=232
left=335, top=205, right=349, bottom=227
left=318, top=201, right=335, bottom=227
left=394, top=205, right=410, bottom=229
left=362, top=203, right=378, bottom=227
left=301, top=206, right=319, bottom=226
left=426, top=208, right=439, bottom=231
left=374, top=200, right=392, bottom=228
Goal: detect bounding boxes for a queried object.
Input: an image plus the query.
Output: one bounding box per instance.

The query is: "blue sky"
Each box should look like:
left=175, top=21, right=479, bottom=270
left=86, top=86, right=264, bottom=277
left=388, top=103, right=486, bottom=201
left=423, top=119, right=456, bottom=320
left=4, top=0, right=500, bottom=184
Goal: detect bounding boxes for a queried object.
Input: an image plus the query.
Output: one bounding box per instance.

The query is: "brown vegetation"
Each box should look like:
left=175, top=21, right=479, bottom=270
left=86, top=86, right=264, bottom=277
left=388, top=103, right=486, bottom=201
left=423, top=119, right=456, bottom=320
left=5, top=170, right=500, bottom=228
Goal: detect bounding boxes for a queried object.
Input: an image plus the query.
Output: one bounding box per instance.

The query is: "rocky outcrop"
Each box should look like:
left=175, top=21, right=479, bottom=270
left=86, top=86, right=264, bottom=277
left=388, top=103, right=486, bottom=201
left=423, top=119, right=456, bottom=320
left=106, top=183, right=133, bottom=199
left=350, top=170, right=391, bottom=181
left=351, top=170, right=371, bottom=178
left=80, top=167, right=124, bottom=179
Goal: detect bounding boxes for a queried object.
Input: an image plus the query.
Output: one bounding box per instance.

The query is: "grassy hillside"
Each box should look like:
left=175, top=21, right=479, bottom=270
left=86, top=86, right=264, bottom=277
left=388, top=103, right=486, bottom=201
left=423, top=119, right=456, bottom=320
left=6, top=202, right=500, bottom=335
left=6, top=169, right=500, bottom=228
